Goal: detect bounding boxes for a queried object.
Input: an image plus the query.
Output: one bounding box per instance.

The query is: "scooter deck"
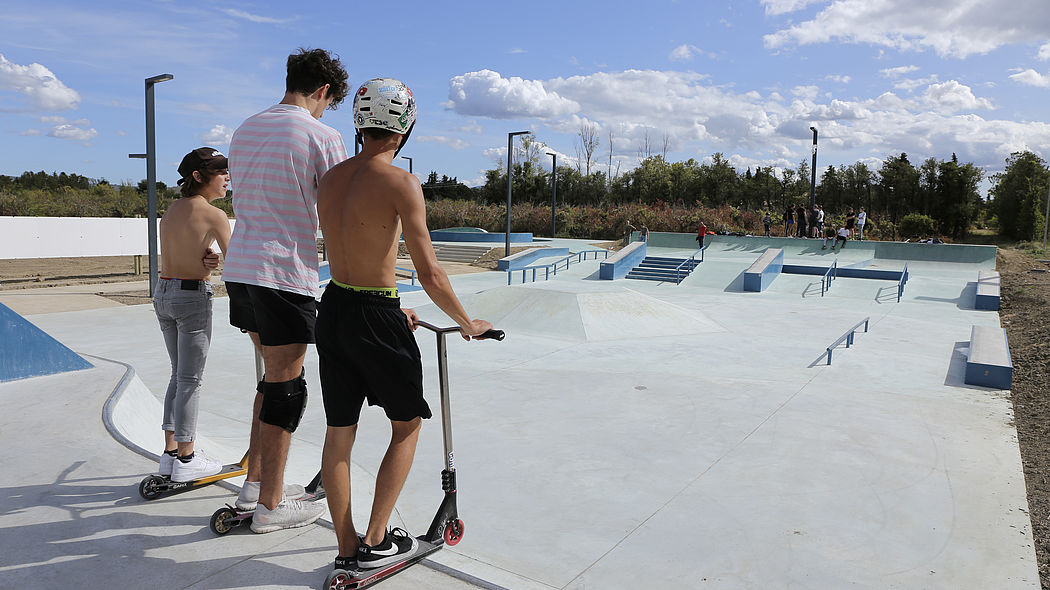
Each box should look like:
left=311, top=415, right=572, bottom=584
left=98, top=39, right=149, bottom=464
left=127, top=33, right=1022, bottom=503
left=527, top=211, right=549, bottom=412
left=325, top=539, right=443, bottom=589
left=210, top=471, right=326, bottom=535
left=139, top=460, right=248, bottom=500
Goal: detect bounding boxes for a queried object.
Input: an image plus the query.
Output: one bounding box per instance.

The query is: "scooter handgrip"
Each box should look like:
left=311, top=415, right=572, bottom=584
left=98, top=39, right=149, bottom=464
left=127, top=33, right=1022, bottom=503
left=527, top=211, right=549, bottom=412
left=478, top=329, right=505, bottom=341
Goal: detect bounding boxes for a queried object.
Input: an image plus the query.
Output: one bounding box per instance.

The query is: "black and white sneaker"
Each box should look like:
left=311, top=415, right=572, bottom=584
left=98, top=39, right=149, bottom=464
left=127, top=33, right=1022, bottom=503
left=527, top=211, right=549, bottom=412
left=356, top=528, right=418, bottom=569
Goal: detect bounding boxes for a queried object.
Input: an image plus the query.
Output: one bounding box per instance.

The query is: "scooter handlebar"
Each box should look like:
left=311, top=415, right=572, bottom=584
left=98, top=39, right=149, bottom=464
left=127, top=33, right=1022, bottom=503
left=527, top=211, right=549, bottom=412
left=415, top=320, right=504, bottom=341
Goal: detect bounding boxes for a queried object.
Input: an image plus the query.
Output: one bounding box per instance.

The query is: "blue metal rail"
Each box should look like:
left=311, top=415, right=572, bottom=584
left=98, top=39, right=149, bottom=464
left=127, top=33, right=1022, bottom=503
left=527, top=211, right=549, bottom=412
left=395, top=266, right=417, bottom=285
left=506, top=249, right=610, bottom=285
left=820, top=259, right=839, bottom=296
left=672, top=245, right=706, bottom=284
left=896, top=263, right=909, bottom=303
left=825, top=317, right=870, bottom=365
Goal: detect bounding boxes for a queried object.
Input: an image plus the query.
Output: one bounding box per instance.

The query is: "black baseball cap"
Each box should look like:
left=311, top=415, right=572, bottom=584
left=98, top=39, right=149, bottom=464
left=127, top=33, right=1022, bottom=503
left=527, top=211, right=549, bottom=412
left=177, top=147, right=228, bottom=185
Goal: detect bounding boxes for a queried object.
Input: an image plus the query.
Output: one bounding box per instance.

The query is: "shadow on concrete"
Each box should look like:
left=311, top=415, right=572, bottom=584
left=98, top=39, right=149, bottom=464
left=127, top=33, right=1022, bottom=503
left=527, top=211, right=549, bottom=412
left=943, top=340, right=984, bottom=389
left=0, top=460, right=336, bottom=589
left=723, top=271, right=747, bottom=293
left=914, top=282, right=975, bottom=310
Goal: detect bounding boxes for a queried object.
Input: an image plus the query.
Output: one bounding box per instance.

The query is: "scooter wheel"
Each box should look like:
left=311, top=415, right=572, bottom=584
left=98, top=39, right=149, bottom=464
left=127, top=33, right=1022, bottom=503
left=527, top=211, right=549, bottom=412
left=210, top=506, right=238, bottom=535
left=324, top=568, right=353, bottom=590
left=138, top=475, right=165, bottom=500
left=444, top=518, right=465, bottom=546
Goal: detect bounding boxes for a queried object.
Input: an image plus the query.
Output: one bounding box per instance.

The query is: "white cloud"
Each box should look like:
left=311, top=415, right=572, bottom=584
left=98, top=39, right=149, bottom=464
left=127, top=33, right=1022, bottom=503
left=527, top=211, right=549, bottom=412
left=0, top=54, right=81, bottom=111
left=444, top=67, right=1046, bottom=179
left=792, top=85, right=820, bottom=100
left=201, top=124, right=234, bottom=146
left=445, top=70, right=580, bottom=119
left=764, top=0, right=1050, bottom=58
left=509, top=48, right=527, bottom=54
left=222, top=8, right=293, bottom=24
left=20, top=129, right=41, bottom=136
left=48, top=123, right=97, bottom=142
left=922, top=80, right=994, bottom=112
left=825, top=74, right=851, bottom=84
left=893, top=75, right=939, bottom=92
left=1039, top=43, right=1050, bottom=61
left=669, top=44, right=706, bottom=61
left=761, top=0, right=826, bottom=16
left=452, top=121, right=483, bottom=134
left=417, top=135, right=469, bottom=150
left=1009, top=68, right=1050, bottom=87
left=880, top=65, right=919, bottom=78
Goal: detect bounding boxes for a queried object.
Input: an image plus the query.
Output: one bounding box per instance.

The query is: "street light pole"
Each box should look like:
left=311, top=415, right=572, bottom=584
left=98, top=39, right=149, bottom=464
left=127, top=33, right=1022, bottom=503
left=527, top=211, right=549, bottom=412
left=547, top=152, right=557, bottom=238
left=1043, top=180, right=1050, bottom=250
left=809, top=126, right=818, bottom=209
left=401, top=156, right=413, bottom=174
left=505, top=130, right=529, bottom=256
left=129, top=74, right=174, bottom=296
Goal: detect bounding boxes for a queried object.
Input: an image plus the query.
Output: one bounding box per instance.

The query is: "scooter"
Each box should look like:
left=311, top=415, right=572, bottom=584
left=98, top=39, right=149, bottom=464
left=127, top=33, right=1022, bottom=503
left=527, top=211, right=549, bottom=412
left=138, top=451, right=248, bottom=501
left=323, top=320, right=504, bottom=590
left=209, top=469, right=326, bottom=535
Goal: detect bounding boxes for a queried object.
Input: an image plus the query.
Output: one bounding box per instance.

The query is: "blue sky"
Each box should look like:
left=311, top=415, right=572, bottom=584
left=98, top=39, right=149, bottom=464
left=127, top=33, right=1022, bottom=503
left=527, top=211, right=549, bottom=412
left=3, top=0, right=1050, bottom=193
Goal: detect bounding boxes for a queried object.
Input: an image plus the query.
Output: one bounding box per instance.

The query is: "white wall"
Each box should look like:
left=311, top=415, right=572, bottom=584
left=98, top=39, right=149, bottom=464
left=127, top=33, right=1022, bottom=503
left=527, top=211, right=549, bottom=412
left=0, top=216, right=237, bottom=259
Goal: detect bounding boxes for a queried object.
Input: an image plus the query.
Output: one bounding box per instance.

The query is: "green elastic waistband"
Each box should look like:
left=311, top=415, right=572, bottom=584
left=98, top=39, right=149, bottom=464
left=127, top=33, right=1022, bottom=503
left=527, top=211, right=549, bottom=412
left=331, top=279, right=398, bottom=299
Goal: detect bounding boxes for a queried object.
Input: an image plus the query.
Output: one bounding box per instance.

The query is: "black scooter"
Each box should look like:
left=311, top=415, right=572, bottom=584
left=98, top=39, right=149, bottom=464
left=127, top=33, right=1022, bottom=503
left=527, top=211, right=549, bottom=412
left=323, top=320, right=504, bottom=590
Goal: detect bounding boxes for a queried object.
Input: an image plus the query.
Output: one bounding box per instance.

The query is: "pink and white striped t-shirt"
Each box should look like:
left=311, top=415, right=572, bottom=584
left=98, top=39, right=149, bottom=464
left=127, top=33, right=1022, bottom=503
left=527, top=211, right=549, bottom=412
left=222, top=104, right=348, bottom=296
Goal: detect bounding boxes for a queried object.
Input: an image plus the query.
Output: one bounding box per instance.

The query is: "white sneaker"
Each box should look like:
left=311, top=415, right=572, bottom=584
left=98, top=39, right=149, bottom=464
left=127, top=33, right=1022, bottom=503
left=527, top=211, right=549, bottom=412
left=170, top=451, right=223, bottom=482
left=236, top=480, right=307, bottom=511
left=158, top=452, right=176, bottom=477
left=250, top=497, right=324, bottom=533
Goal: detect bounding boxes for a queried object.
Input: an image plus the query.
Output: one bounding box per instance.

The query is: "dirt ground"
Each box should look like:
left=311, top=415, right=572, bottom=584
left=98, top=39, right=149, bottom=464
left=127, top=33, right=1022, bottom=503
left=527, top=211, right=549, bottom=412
left=998, top=248, right=1050, bottom=588
left=3, top=245, right=1050, bottom=585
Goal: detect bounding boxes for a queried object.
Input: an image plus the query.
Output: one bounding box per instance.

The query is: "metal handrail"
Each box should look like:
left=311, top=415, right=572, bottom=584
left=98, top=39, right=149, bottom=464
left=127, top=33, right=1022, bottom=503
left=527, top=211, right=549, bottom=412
left=896, top=263, right=909, bottom=303
left=506, top=249, right=610, bottom=285
left=820, top=259, right=839, bottom=296
left=395, top=265, right=417, bottom=285
left=672, top=245, right=706, bottom=284
left=825, top=316, right=870, bottom=365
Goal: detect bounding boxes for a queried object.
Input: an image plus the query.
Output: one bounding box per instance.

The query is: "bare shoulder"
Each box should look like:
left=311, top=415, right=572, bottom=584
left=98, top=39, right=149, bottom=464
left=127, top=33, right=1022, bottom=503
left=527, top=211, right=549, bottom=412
left=386, top=165, right=422, bottom=200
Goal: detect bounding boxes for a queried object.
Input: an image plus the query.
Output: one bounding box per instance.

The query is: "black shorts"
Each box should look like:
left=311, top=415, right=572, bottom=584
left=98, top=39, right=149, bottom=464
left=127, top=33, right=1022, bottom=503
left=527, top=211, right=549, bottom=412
left=316, top=284, right=432, bottom=426
left=226, top=282, right=317, bottom=346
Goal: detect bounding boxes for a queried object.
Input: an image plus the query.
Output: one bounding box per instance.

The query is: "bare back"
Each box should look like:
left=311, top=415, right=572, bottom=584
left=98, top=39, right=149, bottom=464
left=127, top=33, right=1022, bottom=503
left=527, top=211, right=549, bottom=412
left=159, top=197, right=230, bottom=280
left=318, top=155, right=417, bottom=288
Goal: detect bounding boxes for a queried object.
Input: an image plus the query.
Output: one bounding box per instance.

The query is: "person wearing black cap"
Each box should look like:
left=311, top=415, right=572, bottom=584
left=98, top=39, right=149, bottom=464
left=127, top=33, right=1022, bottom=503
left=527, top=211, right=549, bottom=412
left=152, top=147, right=232, bottom=483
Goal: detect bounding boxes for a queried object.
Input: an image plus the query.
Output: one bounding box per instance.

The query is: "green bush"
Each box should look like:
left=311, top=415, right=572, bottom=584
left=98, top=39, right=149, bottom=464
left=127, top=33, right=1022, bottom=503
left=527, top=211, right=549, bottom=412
left=898, top=213, right=936, bottom=239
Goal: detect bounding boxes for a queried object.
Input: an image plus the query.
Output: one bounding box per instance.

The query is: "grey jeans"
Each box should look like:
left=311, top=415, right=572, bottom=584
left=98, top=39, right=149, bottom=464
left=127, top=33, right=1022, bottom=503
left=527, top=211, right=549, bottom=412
left=153, top=278, right=213, bottom=442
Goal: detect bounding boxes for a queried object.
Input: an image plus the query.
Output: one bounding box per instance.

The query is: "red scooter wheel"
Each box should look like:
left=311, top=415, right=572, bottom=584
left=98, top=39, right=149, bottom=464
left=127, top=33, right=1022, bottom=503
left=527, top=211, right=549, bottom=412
left=444, top=519, right=465, bottom=545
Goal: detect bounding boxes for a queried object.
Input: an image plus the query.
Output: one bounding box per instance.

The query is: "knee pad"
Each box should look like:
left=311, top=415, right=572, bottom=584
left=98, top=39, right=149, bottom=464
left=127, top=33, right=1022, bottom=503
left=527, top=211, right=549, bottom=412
left=259, top=371, right=307, bottom=433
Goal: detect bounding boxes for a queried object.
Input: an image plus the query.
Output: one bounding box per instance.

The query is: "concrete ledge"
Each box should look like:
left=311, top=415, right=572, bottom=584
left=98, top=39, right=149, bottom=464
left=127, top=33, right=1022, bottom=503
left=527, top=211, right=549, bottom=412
left=430, top=229, right=533, bottom=243
left=600, top=241, right=646, bottom=280
left=975, top=270, right=1001, bottom=311
left=965, top=325, right=1013, bottom=389
left=743, top=248, right=783, bottom=292
left=497, top=247, right=570, bottom=271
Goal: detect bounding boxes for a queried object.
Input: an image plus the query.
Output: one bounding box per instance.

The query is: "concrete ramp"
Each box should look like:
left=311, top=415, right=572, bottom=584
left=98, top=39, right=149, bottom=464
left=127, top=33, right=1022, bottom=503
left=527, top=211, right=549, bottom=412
left=462, top=283, right=726, bottom=342
left=0, top=302, right=92, bottom=382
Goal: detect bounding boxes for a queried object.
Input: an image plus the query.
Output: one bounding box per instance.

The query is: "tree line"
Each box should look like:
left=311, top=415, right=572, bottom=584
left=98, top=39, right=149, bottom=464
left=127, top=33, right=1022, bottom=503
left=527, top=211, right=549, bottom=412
left=3, top=148, right=1046, bottom=242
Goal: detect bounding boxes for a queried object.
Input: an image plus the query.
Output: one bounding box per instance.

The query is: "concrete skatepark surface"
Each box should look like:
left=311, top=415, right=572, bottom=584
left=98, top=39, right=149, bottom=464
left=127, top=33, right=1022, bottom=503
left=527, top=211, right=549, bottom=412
left=0, top=235, right=1038, bottom=589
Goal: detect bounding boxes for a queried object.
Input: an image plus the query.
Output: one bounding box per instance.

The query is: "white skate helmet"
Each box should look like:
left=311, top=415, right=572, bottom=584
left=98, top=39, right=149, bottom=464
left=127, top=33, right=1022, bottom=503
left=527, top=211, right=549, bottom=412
left=353, top=78, right=416, bottom=155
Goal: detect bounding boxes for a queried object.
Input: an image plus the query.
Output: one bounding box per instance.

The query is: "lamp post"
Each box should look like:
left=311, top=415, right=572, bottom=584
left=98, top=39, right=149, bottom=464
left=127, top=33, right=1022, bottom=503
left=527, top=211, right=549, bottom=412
left=128, top=73, right=174, bottom=296
left=1043, top=181, right=1049, bottom=250
left=809, top=126, right=818, bottom=209
left=401, top=156, right=413, bottom=174
left=505, top=130, right=529, bottom=256
left=547, top=152, right=557, bottom=238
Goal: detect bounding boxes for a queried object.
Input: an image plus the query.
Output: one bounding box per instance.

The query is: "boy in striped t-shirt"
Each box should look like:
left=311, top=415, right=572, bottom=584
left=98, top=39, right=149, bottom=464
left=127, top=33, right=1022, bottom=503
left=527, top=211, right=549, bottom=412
left=222, top=47, right=349, bottom=533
